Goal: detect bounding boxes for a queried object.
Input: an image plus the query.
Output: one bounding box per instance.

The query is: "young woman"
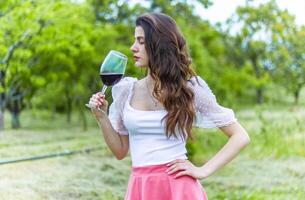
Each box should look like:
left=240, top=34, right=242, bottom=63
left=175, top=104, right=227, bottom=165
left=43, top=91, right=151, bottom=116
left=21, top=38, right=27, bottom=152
left=88, top=13, right=250, bottom=200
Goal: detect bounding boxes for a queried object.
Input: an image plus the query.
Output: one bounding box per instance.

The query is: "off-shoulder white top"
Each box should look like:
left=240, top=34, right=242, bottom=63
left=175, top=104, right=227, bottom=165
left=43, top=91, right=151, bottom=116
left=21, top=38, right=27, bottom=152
left=108, top=76, right=237, bottom=167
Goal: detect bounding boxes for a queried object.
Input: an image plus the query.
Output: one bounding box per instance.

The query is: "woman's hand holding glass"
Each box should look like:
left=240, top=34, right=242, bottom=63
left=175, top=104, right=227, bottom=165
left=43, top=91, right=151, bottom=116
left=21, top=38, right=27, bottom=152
left=89, top=92, right=109, bottom=118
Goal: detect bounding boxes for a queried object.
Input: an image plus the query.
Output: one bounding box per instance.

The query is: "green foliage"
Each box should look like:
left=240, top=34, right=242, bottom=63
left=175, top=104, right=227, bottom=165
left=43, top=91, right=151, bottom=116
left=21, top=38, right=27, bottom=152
left=1, top=0, right=304, bottom=129
left=223, top=0, right=305, bottom=104
left=271, top=24, right=305, bottom=104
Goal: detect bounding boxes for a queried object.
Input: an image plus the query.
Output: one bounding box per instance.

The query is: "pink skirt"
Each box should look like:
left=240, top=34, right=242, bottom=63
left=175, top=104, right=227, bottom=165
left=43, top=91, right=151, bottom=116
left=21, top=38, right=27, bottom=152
left=124, top=163, right=208, bottom=200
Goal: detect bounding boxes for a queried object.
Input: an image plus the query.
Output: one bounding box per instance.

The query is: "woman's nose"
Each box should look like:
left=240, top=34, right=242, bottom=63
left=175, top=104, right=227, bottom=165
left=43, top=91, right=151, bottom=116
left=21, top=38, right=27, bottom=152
left=130, top=42, right=138, bottom=53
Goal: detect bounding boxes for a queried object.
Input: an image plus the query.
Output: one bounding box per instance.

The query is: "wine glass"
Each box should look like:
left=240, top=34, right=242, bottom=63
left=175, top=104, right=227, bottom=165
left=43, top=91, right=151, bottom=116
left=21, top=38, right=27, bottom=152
left=86, top=50, right=127, bottom=110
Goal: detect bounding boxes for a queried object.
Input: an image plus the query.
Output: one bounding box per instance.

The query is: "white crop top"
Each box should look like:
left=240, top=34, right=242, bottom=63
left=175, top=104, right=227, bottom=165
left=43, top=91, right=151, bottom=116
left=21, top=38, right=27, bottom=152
left=108, top=76, right=237, bottom=167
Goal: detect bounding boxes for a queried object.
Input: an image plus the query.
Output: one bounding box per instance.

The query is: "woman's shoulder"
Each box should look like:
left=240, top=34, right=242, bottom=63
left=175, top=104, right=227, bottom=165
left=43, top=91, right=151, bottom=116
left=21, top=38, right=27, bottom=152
left=188, top=75, right=216, bottom=101
left=188, top=75, right=208, bottom=88
left=111, top=76, right=138, bottom=99
left=114, top=76, right=138, bottom=87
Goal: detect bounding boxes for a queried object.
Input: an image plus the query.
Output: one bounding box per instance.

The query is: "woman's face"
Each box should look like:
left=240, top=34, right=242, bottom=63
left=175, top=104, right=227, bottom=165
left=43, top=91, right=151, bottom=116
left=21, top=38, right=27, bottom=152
left=130, top=26, right=149, bottom=68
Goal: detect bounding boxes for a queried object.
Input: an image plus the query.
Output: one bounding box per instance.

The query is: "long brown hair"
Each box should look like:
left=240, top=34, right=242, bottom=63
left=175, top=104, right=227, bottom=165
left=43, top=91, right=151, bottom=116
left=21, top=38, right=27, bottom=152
left=136, top=13, right=197, bottom=140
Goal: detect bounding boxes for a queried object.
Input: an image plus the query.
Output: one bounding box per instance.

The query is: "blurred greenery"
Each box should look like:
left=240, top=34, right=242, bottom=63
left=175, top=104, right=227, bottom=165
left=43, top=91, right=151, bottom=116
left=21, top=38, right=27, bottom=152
left=1, top=0, right=305, bottom=199
left=1, top=0, right=304, bottom=130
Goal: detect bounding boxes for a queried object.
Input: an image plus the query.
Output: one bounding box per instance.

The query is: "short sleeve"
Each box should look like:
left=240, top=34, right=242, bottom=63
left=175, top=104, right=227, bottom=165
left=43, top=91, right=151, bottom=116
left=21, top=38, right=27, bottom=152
left=108, top=77, right=137, bottom=135
left=188, top=76, right=237, bottom=128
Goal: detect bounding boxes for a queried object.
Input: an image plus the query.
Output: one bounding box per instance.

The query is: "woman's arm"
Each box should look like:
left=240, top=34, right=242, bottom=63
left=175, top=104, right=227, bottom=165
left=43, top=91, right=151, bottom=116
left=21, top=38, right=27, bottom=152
left=166, top=122, right=250, bottom=179
left=199, top=121, right=250, bottom=177
left=90, top=93, right=129, bottom=160
left=95, top=113, right=129, bottom=160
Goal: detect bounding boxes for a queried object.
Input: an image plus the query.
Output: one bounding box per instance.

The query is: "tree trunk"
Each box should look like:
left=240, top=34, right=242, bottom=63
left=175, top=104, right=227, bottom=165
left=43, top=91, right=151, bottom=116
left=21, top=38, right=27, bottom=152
left=0, top=110, right=4, bottom=130
left=256, top=88, right=264, bottom=104
left=80, top=107, right=87, bottom=132
left=65, top=88, right=72, bottom=123
left=251, top=57, right=264, bottom=104
left=0, top=70, right=5, bottom=130
left=77, top=98, right=87, bottom=131
left=11, top=100, right=20, bottom=129
left=294, top=88, right=300, bottom=105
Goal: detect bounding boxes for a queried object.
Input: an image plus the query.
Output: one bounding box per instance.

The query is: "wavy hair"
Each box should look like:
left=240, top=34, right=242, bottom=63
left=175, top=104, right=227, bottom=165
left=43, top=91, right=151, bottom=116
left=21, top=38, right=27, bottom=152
left=136, top=13, right=197, bottom=139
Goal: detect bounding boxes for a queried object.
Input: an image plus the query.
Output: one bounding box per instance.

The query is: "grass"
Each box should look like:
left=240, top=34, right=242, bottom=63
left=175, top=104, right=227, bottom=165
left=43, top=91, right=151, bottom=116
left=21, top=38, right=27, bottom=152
left=0, top=103, right=305, bottom=200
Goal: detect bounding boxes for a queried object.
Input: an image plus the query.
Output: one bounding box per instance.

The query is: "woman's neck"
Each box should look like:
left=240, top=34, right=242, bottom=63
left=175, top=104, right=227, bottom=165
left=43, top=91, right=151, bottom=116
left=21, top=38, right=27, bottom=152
left=144, top=70, right=155, bottom=87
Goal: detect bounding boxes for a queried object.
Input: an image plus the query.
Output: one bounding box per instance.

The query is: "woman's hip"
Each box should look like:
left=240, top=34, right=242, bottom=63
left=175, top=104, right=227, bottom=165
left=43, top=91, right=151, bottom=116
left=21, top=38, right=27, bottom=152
left=124, top=163, right=208, bottom=200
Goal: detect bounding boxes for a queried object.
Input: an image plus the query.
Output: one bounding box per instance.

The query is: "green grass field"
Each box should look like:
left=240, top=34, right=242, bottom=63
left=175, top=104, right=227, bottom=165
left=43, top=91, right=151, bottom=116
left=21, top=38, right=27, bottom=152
left=0, top=104, right=305, bottom=200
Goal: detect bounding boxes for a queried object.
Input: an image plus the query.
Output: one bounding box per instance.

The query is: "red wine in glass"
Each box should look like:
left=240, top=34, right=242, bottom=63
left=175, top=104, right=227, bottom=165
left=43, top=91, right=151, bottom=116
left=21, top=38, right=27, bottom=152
left=100, top=73, right=123, bottom=86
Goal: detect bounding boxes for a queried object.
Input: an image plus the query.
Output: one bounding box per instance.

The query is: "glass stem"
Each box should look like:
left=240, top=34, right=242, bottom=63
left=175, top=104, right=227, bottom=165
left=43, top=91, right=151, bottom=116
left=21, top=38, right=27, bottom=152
left=101, top=85, right=107, bottom=94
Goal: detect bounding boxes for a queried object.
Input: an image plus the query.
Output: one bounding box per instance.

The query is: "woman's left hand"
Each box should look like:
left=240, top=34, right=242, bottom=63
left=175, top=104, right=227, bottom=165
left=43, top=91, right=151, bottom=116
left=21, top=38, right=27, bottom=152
left=166, top=159, right=209, bottom=180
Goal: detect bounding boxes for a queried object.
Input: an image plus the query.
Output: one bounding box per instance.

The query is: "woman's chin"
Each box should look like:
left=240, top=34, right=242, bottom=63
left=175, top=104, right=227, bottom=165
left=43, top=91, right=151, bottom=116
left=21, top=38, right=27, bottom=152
left=134, top=62, right=147, bottom=68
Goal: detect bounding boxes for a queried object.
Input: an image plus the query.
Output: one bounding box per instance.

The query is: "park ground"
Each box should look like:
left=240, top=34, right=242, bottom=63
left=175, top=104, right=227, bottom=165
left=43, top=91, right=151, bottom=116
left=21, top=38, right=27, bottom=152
left=0, top=102, right=305, bottom=200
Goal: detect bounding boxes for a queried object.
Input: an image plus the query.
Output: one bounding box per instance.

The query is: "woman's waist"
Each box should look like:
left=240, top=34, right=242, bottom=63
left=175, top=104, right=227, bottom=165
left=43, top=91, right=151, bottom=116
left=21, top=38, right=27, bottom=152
left=130, top=152, right=187, bottom=169
left=131, top=163, right=169, bottom=175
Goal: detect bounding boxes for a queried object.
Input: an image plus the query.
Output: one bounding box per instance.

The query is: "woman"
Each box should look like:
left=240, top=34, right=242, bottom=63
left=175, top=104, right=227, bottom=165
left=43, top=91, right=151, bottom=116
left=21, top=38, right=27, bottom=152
left=88, top=13, right=250, bottom=200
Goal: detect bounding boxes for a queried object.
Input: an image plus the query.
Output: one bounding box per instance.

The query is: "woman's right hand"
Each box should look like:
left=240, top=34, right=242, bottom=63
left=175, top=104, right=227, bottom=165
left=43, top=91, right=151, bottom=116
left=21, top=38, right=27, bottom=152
left=88, top=92, right=109, bottom=119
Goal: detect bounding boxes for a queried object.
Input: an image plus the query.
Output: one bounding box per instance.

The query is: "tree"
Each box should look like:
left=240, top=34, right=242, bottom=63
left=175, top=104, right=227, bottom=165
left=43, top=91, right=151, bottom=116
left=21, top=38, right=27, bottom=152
left=0, top=0, right=49, bottom=129
left=226, top=0, right=285, bottom=104
left=271, top=17, right=305, bottom=104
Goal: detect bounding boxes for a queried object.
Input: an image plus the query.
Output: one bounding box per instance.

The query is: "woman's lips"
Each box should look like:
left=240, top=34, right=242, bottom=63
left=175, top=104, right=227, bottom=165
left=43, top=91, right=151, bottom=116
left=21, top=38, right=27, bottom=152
left=133, top=56, right=140, bottom=61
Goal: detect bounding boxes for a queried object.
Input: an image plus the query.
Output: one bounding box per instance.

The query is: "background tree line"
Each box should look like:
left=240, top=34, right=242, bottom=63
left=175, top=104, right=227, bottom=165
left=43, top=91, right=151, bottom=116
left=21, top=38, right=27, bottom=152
left=0, top=0, right=304, bottom=130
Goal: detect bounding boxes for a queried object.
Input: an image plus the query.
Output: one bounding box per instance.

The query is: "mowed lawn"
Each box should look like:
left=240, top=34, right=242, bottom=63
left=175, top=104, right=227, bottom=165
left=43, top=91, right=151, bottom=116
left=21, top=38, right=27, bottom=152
left=0, top=104, right=305, bottom=200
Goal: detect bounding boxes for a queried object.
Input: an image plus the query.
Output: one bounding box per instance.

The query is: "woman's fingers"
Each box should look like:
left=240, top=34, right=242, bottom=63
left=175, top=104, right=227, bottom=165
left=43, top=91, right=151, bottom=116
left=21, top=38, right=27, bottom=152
left=90, top=100, right=99, bottom=106
left=92, top=93, right=105, bottom=101
left=97, top=92, right=105, bottom=98
left=89, top=98, right=102, bottom=108
left=166, top=159, right=186, bottom=166
left=89, top=92, right=108, bottom=110
left=166, top=163, right=189, bottom=175
left=174, top=170, right=191, bottom=179
left=96, top=94, right=106, bottom=103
